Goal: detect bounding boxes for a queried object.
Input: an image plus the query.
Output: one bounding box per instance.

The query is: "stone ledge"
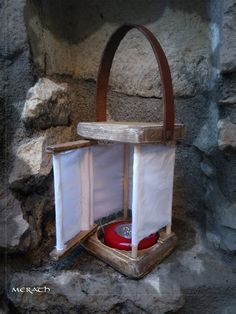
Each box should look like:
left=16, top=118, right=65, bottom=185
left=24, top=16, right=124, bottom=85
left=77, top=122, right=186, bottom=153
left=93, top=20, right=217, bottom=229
left=7, top=270, right=184, bottom=313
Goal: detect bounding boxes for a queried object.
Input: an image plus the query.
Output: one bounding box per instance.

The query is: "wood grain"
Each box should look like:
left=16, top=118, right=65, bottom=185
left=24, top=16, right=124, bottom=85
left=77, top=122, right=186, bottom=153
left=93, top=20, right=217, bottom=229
left=77, top=121, right=185, bottom=144
left=46, top=140, right=97, bottom=154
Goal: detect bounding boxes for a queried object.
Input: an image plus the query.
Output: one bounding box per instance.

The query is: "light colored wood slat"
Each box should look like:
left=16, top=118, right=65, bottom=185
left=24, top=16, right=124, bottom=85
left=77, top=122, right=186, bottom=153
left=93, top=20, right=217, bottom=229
left=131, top=245, right=138, bottom=258
left=166, top=224, right=172, bottom=235
left=123, top=144, right=130, bottom=220
left=50, top=224, right=97, bottom=261
left=77, top=121, right=185, bottom=144
left=46, top=140, right=97, bottom=154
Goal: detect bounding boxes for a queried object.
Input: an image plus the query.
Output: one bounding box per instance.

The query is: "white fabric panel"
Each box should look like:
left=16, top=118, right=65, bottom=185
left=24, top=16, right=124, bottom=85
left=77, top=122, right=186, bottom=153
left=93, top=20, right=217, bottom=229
left=53, top=144, right=124, bottom=250
left=92, top=144, right=124, bottom=220
left=53, top=142, right=176, bottom=250
left=79, top=148, right=93, bottom=230
left=131, top=144, right=176, bottom=246
left=53, top=154, right=64, bottom=251
left=128, top=145, right=134, bottom=209
left=53, top=148, right=92, bottom=250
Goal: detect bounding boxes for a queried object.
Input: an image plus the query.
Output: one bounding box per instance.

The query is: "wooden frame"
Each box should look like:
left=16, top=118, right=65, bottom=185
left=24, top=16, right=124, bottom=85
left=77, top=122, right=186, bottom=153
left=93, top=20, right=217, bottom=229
left=50, top=224, right=97, bottom=261
left=47, top=139, right=98, bottom=261
left=46, top=140, right=97, bottom=154
left=48, top=140, right=177, bottom=277
left=78, top=122, right=185, bottom=144
left=82, top=221, right=177, bottom=279
left=123, top=144, right=130, bottom=220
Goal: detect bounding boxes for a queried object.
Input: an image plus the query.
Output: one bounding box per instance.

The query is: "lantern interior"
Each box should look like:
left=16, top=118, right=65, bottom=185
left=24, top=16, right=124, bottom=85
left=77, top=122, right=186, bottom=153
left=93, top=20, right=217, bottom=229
left=51, top=142, right=175, bottom=257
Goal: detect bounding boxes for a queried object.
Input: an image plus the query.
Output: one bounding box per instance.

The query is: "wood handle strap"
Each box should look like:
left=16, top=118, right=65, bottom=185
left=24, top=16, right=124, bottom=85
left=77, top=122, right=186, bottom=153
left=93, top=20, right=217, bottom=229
left=96, top=24, right=175, bottom=141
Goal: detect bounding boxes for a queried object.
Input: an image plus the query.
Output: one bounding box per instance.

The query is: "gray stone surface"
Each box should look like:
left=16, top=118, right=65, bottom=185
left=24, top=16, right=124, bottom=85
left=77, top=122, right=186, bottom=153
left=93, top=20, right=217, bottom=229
left=216, top=154, right=236, bottom=203
left=0, top=189, right=30, bottom=252
left=0, top=0, right=35, bottom=254
left=0, top=97, right=5, bottom=147
left=219, top=96, right=236, bottom=106
left=25, top=0, right=210, bottom=98
left=5, top=217, right=236, bottom=314
left=0, top=298, right=9, bottom=314
left=201, top=158, right=236, bottom=251
left=9, top=126, right=73, bottom=193
left=220, top=0, right=236, bottom=73
left=0, top=0, right=34, bottom=104
left=194, top=100, right=219, bottom=156
left=9, top=136, right=51, bottom=189
left=0, top=0, right=34, bottom=173
left=22, top=78, right=71, bottom=129
left=218, top=118, right=236, bottom=151
left=8, top=269, right=184, bottom=314
left=108, top=300, right=147, bottom=314
left=194, top=121, right=218, bottom=155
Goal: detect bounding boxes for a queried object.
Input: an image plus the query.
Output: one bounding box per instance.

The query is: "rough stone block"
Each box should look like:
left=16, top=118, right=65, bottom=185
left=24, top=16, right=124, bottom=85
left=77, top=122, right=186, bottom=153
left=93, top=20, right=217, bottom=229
left=9, top=126, right=74, bottom=193
left=25, top=1, right=210, bottom=98
left=8, top=270, right=184, bottom=313
left=220, top=0, right=236, bottom=73
left=9, top=136, right=48, bottom=191
left=218, top=119, right=236, bottom=151
left=0, top=190, right=30, bottom=252
left=201, top=158, right=236, bottom=251
left=22, top=78, right=71, bottom=129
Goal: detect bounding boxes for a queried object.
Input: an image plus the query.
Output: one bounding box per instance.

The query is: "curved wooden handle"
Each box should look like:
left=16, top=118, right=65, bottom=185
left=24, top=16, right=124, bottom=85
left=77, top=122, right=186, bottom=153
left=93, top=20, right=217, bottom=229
left=96, top=24, right=175, bottom=141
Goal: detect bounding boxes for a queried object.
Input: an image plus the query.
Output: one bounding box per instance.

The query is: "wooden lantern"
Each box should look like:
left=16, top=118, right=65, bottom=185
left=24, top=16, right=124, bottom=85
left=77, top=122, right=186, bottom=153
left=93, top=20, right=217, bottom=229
left=47, top=25, right=185, bottom=278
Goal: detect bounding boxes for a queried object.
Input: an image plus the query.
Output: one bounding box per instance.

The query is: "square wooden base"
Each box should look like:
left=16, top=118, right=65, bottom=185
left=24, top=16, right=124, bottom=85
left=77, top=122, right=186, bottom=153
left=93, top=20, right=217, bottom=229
left=82, top=226, right=177, bottom=279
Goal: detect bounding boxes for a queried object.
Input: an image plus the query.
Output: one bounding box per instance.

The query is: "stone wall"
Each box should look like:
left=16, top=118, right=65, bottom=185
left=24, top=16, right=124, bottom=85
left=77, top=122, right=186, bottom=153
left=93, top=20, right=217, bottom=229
left=195, top=0, right=236, bottom=251
left=1, top=0, right=236, bottom=312
left=0, top=0, right=35, bottom=253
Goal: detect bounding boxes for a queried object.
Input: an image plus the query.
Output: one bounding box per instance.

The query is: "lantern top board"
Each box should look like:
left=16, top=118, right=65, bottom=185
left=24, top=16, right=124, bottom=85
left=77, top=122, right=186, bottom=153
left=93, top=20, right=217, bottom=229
left=77, top=24, right=185, bottom=143
left=78, top=121, right=185, bottom=144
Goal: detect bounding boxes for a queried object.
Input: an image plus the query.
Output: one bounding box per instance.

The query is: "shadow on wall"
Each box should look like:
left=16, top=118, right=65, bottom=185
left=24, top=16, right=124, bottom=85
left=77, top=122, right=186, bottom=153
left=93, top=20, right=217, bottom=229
left=25, top=0, right=209, bottom=44
left=24, top=0, right=211, bottom=100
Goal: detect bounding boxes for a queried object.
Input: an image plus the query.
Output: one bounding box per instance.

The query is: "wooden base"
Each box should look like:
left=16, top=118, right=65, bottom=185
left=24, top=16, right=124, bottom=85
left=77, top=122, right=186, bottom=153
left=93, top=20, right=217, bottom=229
left=82, top=224, right=177, bottom=279
left=50, top=224, right=97, bottom=261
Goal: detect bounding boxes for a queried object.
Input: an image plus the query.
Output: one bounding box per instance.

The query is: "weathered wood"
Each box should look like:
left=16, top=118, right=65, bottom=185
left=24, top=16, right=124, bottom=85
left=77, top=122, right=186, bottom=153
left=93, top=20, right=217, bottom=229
left=82, top=222, right=178, bottom=279
left=46, top=140, right=97, bottom=154
left=166, top=224, right=172, bottom=235
left=77, top=121, right=185, bottom=144
left=131, top=245, right=138, bottom=259
left=50, top=224, right=97, bottom=261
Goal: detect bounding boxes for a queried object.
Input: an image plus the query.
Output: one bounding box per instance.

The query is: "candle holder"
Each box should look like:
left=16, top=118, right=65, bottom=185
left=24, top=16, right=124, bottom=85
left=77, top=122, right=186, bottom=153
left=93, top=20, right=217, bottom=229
left=47, top=24, right=185, bottom=278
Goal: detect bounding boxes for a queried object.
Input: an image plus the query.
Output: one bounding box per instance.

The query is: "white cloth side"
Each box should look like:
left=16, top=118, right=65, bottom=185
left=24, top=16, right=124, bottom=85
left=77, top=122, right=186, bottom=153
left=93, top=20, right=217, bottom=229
left=53, top=154, right=64, bottom=251
left=52, top=144, right=124, bottom=249
left=131, top=144, right=176, bottom=246
left=53, top=148, right=93, bottom=250
left=128, top=144, right=134, bottom=209
left=92, top=144, right=124, bottom=220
